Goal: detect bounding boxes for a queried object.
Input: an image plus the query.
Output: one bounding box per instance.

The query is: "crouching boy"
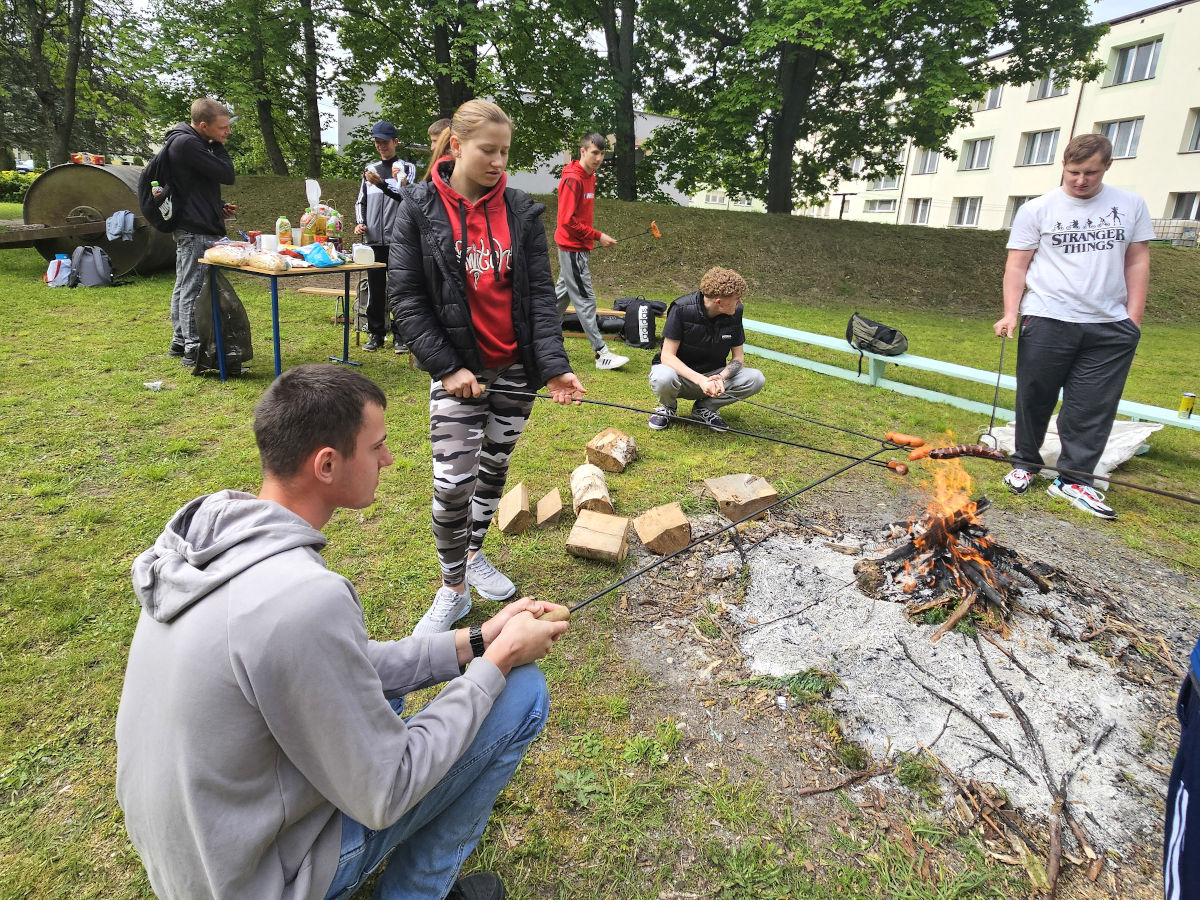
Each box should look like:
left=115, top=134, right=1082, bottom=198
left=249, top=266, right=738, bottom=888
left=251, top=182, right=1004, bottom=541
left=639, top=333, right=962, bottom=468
left=648, top=267, right=765, bottom=433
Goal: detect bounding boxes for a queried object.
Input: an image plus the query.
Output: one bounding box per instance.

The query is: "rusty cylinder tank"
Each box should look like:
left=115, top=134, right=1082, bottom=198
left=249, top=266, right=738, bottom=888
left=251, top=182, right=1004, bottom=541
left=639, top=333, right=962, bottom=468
left=22, top=163, right=176, bottom=276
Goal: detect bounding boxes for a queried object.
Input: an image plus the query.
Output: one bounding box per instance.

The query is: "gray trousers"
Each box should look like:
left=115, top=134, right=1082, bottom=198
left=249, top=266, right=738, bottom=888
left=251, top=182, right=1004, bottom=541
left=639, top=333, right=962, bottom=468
left=555, top=249, right=605, bottom=353
left=649, top=363, right=766, bottom=411
left=171, top=231, right=223, bottom=352
left=1012, top=315, right=1141, bottom=486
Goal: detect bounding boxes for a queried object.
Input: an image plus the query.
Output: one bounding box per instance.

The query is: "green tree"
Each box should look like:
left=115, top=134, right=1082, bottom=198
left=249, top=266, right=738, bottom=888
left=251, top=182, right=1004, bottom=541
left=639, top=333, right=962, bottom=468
left=333, top=0, right=604, bottom=172
left=650, top=0, right=1106, bottom=213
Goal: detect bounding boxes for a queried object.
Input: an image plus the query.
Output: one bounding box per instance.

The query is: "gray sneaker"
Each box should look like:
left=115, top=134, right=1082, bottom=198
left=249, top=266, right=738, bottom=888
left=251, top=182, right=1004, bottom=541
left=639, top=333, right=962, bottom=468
left=411, top=586, right=472, bottom=636
left=466, top=550, right=516, bottom=601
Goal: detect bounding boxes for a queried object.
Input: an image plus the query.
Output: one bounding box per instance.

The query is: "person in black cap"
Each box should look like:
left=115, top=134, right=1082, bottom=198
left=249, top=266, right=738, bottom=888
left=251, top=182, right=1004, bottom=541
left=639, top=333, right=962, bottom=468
left=355, top=121, right=417, bottom=353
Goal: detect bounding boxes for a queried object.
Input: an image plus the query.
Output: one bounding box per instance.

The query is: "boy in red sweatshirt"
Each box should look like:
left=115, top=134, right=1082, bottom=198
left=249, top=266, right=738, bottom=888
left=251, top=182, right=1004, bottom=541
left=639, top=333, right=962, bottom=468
left=554, top=132, right=629, bottom=370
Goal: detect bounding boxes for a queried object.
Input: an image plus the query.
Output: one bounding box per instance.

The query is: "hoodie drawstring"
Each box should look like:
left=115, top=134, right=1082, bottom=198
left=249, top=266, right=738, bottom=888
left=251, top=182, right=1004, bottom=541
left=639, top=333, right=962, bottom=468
left=482, top=200, right=501, bottom=283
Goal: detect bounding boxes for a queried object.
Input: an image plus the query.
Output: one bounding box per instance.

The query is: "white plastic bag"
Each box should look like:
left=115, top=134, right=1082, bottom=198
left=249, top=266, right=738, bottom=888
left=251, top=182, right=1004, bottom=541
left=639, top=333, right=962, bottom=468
left=992, top=416, right=1162, bottom=489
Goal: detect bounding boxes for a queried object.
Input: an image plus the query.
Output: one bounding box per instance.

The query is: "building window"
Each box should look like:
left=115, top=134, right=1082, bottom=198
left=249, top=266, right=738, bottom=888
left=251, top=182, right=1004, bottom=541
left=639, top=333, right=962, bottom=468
left=1020, top=129, right=1059, bottom=166
left=1112, top=38, right=1162, bottom=85
left=1007, top=196, right=1035, bottom=227
left=851, top=157, right=865, bottom=176
left=704, top=189, right=726, bottom=205
left=913, top=149, right=939, bottom=175
left=1185, top=110, right=1200, bottom=153
left=1172, top=192, right=1199, bottom=219
left=975, top=85, right=1003, bottom=111
left=961, top=138, right=993, bottom=170
left=867, top=175, right=899, bottom=191
left=730, top=196, right=752, bottom=207
left=909, top=198, right=931, bottom=224
left=1100, top=118, right=1144, bottom=159
left=1030, top=72, right=1069, bottom=100
left=865, top=199, right=897, bottom=213
left=952, top=197, right=981, bottom=227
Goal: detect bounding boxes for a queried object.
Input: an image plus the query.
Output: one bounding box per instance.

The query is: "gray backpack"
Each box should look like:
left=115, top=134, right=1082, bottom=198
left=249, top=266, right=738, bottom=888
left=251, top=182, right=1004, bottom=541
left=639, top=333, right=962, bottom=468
left=67, top=246, right=114, bottom=287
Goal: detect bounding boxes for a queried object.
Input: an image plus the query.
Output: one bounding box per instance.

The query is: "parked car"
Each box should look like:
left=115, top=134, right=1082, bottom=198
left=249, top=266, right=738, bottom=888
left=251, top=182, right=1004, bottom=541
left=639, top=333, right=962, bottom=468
left=15, top=160, right=35, bottom=173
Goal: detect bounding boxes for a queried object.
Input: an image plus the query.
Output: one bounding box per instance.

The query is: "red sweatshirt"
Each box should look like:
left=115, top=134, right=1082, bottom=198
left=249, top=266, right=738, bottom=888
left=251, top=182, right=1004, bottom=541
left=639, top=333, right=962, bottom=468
left=433, top=165, right=518, bottom=369
left=554, top=159, right=600, bottom=252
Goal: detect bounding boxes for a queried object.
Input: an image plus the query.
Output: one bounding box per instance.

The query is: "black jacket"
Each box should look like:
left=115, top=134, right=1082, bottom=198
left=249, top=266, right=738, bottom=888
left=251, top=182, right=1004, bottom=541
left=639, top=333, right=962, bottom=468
left=164, top=123, right=235, bottom=236
left=387, top=173, right=572, bottom=388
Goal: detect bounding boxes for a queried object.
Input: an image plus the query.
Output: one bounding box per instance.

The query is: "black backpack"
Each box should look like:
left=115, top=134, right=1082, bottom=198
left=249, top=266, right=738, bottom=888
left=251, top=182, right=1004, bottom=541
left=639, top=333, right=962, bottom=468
left=137, top=130, right=185, bottom=233
left=66, top=246, right=113, bottom=287
left=614, top=295, right=667, bottom=348
left=846, top=311, right=908, bottom=375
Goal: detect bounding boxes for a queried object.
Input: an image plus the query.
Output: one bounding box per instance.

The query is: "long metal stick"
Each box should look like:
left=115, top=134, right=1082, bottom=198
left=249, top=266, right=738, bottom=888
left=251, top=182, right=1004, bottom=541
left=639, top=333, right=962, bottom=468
left=488, top=389, right=904, bottom=469
left=568, top=446, right=892, bottom=614
left=983, top=336, right=1007, bottom=447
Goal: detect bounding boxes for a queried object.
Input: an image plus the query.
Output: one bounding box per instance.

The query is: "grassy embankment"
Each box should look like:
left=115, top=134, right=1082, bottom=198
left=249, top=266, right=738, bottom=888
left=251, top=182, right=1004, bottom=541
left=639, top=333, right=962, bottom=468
left=0, top=179, right=1197, bottom=898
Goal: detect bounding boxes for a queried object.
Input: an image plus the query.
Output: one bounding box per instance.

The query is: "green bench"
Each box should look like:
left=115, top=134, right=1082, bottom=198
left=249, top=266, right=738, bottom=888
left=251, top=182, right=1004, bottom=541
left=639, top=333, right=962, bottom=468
left=741, top=318, right=1200, bottom=432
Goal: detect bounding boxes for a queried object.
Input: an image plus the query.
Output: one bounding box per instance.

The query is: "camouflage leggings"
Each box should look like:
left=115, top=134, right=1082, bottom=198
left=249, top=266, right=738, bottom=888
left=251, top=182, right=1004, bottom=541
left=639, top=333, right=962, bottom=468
left=430, top=364, right=535, bottom=585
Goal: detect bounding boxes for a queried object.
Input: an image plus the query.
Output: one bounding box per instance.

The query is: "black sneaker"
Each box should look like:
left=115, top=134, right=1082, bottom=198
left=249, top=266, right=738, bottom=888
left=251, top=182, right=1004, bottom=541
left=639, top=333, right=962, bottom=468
left=648, top=404, right=675, bottom=430
left=168, top=341, right=185, bottom=358
left=691, top=405, right=729, bottom=433
left=181, top=351, right=198, bottom=368
left=446, top=871, right=505, bottom=900
left=364, top=334, right=384, bottom=352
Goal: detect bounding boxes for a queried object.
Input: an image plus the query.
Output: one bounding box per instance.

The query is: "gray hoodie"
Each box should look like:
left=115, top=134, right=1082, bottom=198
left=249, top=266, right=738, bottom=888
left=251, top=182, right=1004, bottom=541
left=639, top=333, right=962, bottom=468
left=116, top=490, right=506, bottom=900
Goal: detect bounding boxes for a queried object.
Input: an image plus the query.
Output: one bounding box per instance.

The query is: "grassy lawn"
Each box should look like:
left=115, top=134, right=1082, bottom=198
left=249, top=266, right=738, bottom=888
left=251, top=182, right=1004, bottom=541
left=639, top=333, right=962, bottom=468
left=0, top=194, right=1197, bottom=899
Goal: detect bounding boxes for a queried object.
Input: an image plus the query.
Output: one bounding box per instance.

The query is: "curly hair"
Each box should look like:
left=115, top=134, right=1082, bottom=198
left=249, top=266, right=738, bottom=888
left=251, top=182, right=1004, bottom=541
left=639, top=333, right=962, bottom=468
left=699, top=267, right=747, bottom=300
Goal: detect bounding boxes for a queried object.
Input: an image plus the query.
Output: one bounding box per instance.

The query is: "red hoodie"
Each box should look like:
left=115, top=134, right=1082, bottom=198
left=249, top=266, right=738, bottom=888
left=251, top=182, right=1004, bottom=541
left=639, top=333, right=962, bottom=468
left=433, top=163, right=518, bottom=369
left=554, top=159, right=600, bottom=252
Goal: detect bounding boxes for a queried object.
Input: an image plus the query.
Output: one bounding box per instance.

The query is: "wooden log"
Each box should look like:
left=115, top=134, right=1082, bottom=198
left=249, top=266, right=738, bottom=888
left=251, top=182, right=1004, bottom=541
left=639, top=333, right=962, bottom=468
left=495, top=482, right=533, bottom=534
left=702, top=473, right=778, bottom=522
left=586, top=427, right=638, bottom=473
left=536, top=488, right=563, bottom=528
left=566, top=510, right=630, bottom=563
left=634, top=502, right=692, bottom=555
left=571, top=463, right=613, bottom=514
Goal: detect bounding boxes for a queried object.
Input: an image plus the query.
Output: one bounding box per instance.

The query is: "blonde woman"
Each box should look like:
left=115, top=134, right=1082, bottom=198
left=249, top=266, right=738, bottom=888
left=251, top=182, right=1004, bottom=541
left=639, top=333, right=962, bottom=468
left=389, top=99, right=585, bottom=636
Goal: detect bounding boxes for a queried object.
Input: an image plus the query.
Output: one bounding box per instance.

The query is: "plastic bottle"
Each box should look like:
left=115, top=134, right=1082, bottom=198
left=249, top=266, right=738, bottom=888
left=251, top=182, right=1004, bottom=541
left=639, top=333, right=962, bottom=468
left=276, top=215, right=292, bottom=247
left=150, top=181, right=173, bottom=222
left=300, top=208, right=316, bottom=245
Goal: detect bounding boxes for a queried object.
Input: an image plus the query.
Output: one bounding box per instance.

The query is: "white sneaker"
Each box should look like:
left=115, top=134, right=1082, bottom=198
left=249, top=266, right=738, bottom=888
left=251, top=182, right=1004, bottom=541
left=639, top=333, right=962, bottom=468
left=465, top=550, right=516, bottom=601
left=1048, top=478, right=1117, bottom=520
left=595, top=346, right=629, bottom=370
left=1003, top=469, right=1034, bottom=494
left=411, top=586, right=472, bottom=636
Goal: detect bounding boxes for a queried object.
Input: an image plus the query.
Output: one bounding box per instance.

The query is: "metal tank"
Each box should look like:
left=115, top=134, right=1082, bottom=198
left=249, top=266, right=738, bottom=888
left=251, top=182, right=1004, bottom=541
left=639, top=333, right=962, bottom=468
left=18, top=163, right=176, bottom=276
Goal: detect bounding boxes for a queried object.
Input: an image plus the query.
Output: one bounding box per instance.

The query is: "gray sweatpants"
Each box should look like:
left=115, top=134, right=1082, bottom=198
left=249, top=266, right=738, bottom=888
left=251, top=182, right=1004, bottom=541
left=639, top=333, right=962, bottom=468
left=171, top=230, right=223, bottom=353
left=649, top=363, right=766, bottom=412
left=1012, top=315, right=1141, bottom=486
left=555, top=249, right=605, bottom=353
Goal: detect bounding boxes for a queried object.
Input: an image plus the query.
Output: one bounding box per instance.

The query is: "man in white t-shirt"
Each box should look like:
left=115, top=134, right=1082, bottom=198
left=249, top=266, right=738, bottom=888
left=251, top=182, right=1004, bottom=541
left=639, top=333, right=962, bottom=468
left=994, top=133, right=1153, bottom=520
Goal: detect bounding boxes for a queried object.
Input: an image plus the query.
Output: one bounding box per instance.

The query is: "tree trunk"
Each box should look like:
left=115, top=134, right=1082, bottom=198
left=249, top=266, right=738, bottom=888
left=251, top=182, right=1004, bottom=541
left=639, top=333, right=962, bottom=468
left=766, top=41, right=818, bottom=215
left=55, top=0, right=86, bottom=164
left=248, top=16, right=290, bottom=175
left=601, top=0, right=638, bottom=201
left=433, top=9, right=477, bottom=117
left=299, top=0, right=322, bottom=177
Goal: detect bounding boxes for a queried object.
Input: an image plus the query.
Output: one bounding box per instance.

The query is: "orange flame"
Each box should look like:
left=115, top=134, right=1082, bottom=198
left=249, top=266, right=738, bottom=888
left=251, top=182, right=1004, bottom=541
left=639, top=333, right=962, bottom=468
left=928, top=456, right=973, bottom=518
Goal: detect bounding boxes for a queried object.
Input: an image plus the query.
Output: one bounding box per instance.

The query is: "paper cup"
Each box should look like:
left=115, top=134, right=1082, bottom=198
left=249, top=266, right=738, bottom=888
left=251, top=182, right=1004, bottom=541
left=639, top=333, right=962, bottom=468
left=292, top=227, right=302, bottom=245
left=261, top=234, right=279, bottom=252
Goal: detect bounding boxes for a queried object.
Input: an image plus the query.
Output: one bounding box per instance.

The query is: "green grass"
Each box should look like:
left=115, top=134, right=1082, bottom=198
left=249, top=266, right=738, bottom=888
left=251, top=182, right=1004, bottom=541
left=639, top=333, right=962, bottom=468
left=1, top=187, right=1197, bottom=899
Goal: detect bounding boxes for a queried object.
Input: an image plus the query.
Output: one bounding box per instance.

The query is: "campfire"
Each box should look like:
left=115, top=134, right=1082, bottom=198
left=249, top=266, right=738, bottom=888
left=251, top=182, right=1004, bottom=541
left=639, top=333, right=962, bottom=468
left=879, top=459, right=1053, bottom=640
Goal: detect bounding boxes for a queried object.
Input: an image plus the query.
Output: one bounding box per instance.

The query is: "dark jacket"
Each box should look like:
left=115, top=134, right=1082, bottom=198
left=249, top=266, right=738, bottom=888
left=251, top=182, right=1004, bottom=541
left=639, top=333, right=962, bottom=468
left=164, top=123, right=236, bottom=236
left=653, top=290, right=745, bottom=372
left=387, top=164, right=572, bottom=388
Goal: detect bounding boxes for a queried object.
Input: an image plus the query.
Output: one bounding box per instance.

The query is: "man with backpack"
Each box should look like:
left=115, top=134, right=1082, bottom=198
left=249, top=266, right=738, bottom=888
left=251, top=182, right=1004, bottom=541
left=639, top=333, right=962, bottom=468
left=161, top=98, right=237, bottom=368
left=647, top=267, right=765, bottom=433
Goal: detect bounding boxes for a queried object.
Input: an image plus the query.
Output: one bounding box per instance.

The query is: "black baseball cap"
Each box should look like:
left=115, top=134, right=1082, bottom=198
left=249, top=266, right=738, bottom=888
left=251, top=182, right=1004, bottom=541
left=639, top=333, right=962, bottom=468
left=370, top=121, right=399, bottom=140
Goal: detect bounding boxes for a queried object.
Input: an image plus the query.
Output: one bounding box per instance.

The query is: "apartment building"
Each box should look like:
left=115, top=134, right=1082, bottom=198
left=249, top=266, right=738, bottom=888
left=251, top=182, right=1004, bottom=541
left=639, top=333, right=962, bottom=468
left=811, top=0, right=1200, bottom=234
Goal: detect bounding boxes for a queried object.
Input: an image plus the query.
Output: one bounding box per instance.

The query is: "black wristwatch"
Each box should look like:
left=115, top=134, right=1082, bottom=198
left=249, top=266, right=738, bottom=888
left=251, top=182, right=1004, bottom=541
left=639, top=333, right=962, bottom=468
left=469, top=624, right=486, bottom=658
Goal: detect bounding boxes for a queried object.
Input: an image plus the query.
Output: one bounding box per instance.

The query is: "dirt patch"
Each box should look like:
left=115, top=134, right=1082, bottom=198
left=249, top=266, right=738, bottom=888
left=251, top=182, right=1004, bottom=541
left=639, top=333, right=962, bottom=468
left=612, top=478, right=1193, bottom=897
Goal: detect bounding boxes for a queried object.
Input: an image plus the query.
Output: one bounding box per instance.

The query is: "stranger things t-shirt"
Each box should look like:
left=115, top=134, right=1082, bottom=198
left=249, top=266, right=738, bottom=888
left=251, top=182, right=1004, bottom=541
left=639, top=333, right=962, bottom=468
left=1007, top=184, right=1153, bottom=323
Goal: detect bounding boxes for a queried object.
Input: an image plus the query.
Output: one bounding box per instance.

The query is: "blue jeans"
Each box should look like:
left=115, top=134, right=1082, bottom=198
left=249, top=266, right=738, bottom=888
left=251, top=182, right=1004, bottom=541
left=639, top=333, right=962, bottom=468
left=170, top=231, right=223, bottom=353
left=323, top=664, right=549, bottom=900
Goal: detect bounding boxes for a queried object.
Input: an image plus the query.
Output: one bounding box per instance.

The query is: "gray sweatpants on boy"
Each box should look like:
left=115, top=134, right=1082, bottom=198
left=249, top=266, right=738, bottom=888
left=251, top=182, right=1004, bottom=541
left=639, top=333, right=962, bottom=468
left=555, top=249, right=606, bottom=353
left=1011, top=315, right=1140, bottom=487
left=171, top=230, right=223, bottom=353
left=649, top=363, right=766, bottom=412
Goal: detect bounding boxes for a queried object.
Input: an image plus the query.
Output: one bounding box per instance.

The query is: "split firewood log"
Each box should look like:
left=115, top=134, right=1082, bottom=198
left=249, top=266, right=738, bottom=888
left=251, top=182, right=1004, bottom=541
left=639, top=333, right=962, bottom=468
left=571, top=463, right=613, bottom=514
left=585, top=427, right=638, bottom=473
left=495, top=482, right=533, bottom=534
left=634, top=502, right=692, bottom=555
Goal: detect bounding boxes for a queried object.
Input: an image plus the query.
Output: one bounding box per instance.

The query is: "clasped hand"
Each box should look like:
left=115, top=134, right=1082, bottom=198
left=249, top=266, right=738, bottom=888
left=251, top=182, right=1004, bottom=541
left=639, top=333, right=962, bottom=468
left=702, top=374, right=725, bottom=397
left=482, top=598, right=570, bottom=673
